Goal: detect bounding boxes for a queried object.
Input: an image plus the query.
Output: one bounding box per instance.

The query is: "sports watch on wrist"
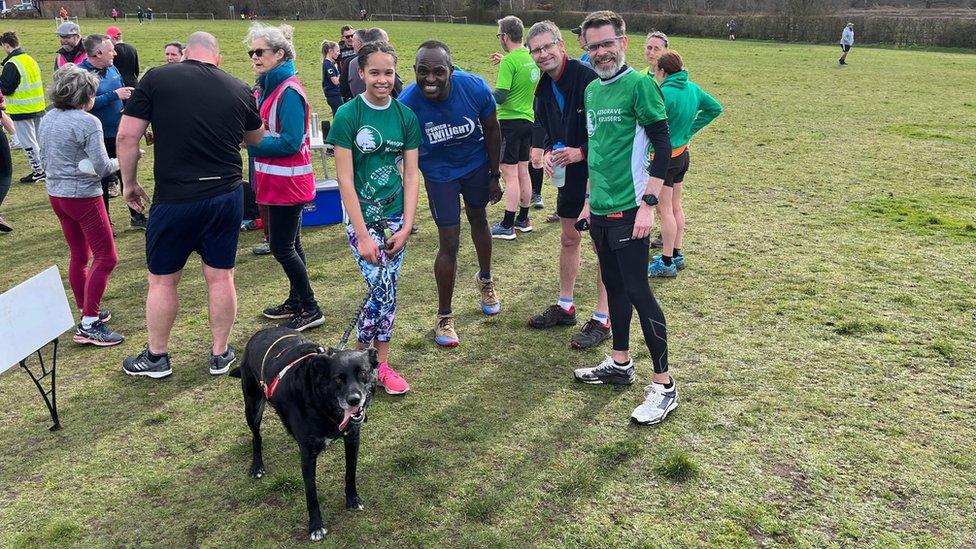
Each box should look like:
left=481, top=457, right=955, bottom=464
left=642, top=194, right=659, bottom=207
left=488, top=170, right=501, bottom=179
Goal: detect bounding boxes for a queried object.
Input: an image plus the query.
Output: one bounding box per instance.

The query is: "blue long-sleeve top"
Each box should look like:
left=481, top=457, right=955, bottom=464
left=247, top=60, right=307, bottom=159
left=79, top=59, right=124, bottom=138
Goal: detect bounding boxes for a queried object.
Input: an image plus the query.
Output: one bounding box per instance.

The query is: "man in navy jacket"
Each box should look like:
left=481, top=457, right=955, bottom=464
left=525, top=21, right=611, bottom=350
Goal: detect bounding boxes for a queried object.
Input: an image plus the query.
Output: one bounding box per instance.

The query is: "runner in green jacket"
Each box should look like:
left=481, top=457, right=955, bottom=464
left=647, top=50, right=723, bottom=278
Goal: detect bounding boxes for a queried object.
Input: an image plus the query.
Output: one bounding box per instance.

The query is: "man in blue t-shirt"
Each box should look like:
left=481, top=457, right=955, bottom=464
left=399, top=40, right=503, bottom=348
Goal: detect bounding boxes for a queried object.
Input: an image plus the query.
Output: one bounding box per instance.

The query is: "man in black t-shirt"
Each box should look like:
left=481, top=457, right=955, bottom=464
left=337, top=25, right=356, bottom=101
left=117, top=32, right=263, bottom=380
left=106, top=26, right=139, bottom=88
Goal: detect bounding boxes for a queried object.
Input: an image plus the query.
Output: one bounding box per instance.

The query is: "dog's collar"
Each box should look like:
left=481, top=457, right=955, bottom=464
left=262, top=352, right=319, bottom=401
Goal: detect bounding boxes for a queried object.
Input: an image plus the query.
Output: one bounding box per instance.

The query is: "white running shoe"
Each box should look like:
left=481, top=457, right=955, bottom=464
left=630, top=380, right=678, bottom=425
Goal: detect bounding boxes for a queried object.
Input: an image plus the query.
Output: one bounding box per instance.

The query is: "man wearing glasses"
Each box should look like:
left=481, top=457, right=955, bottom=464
left=488, top=15, right=540, bottom=240
left=337, top=25, right=356, bottom=102
left=572, top=11, right=678, bottom=426
left=54, top=22, right=87, bottom=70
left=399, top=40, right=503, bottom=347
left=524, top=20, right=610, bottom=351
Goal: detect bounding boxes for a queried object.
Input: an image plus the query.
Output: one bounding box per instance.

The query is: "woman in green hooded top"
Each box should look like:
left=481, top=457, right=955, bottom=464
left=647, top=50, right=723, bottom=278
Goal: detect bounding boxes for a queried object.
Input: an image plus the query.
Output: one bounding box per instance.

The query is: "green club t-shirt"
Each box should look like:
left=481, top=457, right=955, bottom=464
left=495, top=47, right=540, bottom=122
left=326, top=95, right=421, bottom=223
left=584, top=68, right=668, bottom=216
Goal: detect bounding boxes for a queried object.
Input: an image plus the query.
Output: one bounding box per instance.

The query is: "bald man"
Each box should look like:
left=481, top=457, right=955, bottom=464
left=117, top=32, right=264, bottom=379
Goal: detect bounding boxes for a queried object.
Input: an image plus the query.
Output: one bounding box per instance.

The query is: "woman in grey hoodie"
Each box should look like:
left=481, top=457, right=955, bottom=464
left=38, top=64, right=124, bottom=346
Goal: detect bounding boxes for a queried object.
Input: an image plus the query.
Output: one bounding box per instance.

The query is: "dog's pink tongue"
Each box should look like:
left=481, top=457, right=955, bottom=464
left=339, top=406, right=361, bottom=431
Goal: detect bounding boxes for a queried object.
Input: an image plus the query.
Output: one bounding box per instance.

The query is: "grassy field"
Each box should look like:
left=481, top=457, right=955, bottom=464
left=1, top=17, right=975, bottom=548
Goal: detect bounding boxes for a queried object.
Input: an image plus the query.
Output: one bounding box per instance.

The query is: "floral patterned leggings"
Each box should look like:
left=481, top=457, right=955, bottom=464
left=345, top=214, right=405, bottom=344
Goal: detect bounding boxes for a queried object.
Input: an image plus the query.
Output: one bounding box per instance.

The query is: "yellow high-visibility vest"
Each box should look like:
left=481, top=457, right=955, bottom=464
left=5, top=53, right=46, bottom=115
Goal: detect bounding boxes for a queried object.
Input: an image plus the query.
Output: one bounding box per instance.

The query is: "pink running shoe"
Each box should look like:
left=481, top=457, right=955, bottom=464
left=378, top=362, right=410, bottom=395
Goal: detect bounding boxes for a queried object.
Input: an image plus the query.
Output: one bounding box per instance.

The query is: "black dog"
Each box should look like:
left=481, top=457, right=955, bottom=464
left=229, top=326, right=378, bottom=541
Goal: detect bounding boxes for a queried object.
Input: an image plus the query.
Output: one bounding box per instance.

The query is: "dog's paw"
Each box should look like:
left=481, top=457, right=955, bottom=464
left=249, top=466, right=265, bottom=479
left=346, top=496, right=364, bottom=511
left=309, top=527, right=328, bottom=541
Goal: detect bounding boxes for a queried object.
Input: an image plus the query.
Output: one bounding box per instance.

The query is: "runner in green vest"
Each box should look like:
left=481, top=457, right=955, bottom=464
left=488, top=15, right=541, bottom=240
left=571, top=11, right=679, bottom=426
left=0, top=32, right=46, bottom=183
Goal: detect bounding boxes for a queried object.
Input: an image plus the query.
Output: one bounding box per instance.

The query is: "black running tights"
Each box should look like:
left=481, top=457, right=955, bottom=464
left=590, top=207, right=668, bottom=374
left=268, top=203, right=318, bottom=311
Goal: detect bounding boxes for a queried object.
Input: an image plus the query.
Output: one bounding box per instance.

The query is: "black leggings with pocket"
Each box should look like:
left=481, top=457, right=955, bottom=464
left=590, top=206, right=669, bottom=374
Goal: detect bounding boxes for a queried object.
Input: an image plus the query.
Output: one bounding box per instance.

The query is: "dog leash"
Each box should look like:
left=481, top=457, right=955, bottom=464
left=337, top=220, right=395, bottom=351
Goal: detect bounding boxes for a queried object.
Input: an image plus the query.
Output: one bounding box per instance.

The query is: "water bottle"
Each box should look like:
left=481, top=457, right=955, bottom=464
left=311, top=112, right=320, bottom=138
left=551, top=141, right=566, bottom=188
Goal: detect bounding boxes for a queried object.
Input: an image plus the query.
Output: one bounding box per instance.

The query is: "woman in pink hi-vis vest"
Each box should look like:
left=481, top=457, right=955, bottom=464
left=244, top=23, right=323, bottom=332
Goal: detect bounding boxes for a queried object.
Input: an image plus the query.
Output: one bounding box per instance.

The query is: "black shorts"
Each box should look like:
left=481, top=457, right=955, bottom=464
left=557, top=176, right=587, bottom=219
left=145, top=186, right=244, bottom=275
left=500, top=119, right=532, bottom=164
left=663, top=149, right=690, bottom=188
left=840, top=44, right=852, bottom=52
left=531, top=124, right=546, bottom=150
left=425, top=164, right=490, bottom=227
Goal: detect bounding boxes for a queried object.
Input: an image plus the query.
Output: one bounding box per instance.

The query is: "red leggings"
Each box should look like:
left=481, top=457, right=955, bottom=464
left=49, top=195, right=118, bottom=317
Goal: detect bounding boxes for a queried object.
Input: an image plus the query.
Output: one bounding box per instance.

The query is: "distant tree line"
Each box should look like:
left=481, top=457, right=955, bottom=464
left=82, top=0, right=976, bottom=47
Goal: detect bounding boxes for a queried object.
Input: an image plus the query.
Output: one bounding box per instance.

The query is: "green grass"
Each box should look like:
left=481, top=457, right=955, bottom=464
left=1, top=18, right=976, bottom=547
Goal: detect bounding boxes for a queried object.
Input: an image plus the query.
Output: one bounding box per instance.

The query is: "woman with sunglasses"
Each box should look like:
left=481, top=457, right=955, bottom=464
left=326, top=41, right=420, bottom=395
left=646, top=51, right=723, bottom=278
left=245, top=23, right=323, bottom=331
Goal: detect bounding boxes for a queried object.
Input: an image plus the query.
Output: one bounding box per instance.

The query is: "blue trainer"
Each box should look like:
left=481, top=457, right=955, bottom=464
left=653, top=254, right=686, bottom=270
left=491, top=222, right=516, bottom=240
left=647, top=256, right=678, bottom=278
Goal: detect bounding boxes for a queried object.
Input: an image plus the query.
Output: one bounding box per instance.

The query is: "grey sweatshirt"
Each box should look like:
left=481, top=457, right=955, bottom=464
left=38, top=108, right=119, bottom=198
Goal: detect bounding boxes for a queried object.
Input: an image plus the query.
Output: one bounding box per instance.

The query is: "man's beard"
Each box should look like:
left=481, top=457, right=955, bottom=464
left=592, top=51, right=625, bottom=79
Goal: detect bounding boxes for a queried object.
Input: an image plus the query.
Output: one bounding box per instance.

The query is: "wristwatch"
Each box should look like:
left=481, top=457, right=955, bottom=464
left=487, top=170, right=501, bottom=179
left=641, top=194, right=659, bottom=207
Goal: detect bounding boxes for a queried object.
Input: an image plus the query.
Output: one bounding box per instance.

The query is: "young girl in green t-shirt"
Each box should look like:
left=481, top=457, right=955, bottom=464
left=326, top=41, right=421, bottom=395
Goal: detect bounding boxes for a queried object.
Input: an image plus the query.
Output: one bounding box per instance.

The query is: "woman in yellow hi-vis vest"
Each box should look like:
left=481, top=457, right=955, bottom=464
left=0, top=32, right=47, bottom=183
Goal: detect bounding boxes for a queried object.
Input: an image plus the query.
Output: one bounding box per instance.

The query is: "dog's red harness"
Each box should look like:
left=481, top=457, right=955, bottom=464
left=262, top=352, right=318, bottom=400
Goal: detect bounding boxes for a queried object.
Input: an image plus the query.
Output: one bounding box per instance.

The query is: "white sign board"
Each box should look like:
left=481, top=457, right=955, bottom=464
left=0, top=266, right=75, bottom=373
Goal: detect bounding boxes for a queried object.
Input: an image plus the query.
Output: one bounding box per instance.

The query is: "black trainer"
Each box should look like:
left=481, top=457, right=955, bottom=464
left=123, top=347, right=173, bottom=379
left=283, top=308, right=325, bottom=332
left=210, top=345, right=238, bottom=375
left=574, top=356, right=635, bottom=385
left=570, top=319, right=612, bottom=349
left=19, top=171, right=45, bottom=184
left=73, top=321, right=124, bottom=347
left=650, top=235, right=663, bottom=249
left=98, top=309, right=112, bottom=322
left=263, top=302, right=300, bottom=319
left=528, top=304, right=577, bottom=329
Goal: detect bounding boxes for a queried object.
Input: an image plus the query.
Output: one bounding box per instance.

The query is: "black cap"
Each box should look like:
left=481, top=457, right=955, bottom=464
left=570, top=26, right=583, bottom=35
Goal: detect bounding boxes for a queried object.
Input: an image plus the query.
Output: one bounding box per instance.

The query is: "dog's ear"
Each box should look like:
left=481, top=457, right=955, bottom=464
left=366, top=347, right=379, bottom=370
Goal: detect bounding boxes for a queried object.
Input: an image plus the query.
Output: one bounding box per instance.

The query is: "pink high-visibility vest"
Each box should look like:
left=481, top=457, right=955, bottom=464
left=253, top=75, right=315, bottom=206
left=56, top=50, right=87, bottom=68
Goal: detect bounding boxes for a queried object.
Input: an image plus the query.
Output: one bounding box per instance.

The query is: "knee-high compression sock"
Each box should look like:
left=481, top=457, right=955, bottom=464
left=530, top=165, right=543, bottom=196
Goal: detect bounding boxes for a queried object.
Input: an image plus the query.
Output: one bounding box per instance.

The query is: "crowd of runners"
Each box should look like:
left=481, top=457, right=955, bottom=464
left=0, top=10, right=728, bottom=425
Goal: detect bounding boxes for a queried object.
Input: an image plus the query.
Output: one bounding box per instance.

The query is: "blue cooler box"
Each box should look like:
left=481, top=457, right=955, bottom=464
left=303, top=179, right=343, bottom=226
